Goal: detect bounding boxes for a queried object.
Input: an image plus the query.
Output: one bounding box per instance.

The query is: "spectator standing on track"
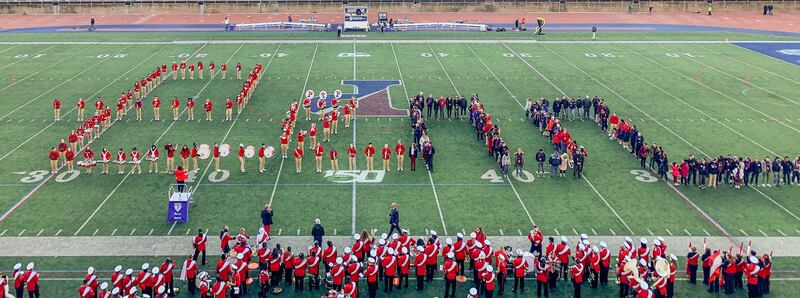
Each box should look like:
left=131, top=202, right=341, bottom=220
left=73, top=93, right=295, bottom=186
left=592, top=26, right=597, bottom=40
left=224, top=17, right=230, bottom=31
left=89, top=18, right=95, bottom=31
left=337, top=25, right=342, bottom=37
left=311, top=218, right=325, bottom=246
left=707, top=5, right=713, bottom=16
left=388, top=203, right=400, bottom=236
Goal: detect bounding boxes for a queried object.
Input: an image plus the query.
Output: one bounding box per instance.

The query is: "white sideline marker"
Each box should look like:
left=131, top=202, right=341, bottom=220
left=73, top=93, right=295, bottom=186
left=609, top=228, right=616, bottom=236
left=92, top=229, right=99, bottom=236
left=18, top=229, right=25, bottom=236
left=684, top=229, right=691, bottom=236
left=739, top=229, right=749, bottom=237
left=130, top=228, right=136, bottom=236
left=591, top=228, right=597, bottom=236
left=646, top=228, right=654, bottom=236
left=111, top=229, right=117, bottom=236
left=554, top=228, right=560, bottom=235
left=572, top=228, right=578, bottom=236
left=0, top=229, right=6, bottom=236
left=776, top=229, right=786, bottom=237
left=665, top=229, right=673, bottom=236
left=758, top=229, right=768, bottom=237
left=148, top=229, right=154, bottom=236
left=55, top=229, right=62, bottom=236
left=517, top=229, right=522, bottom=236
left=498, top=229, right=504, bottom=236
left=36, top=229, right=43, bottom=236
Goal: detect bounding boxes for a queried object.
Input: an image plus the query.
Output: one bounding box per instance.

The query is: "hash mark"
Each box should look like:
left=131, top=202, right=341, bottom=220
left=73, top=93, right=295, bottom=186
left=554, top=228, right=560, bottom=235
left=498, top=229, right=504, bottom=236
left=609, top=228, right=616, bottom=235
left=758, top=229, right=767, bottom=237
left=333, top=229, right=337, bottom=236
left=739, top=229, right=749, bottom=237
left=278, top=228, right=282, bottom=236
left=572, top=228, right=578, bottom=236
left=646, top=228, right=654, bottom=236
left=148, top=228, right=153, bottom=235
left=55, top=229, right=62, bottom=236
left=186, top=229, right=191, bottom=235
left=111, top=229, right=117, bottom=236
left=92, top=229, right=99, bottom=236
left=36, top=229, right=43, bottom=236
left=591, top=228, right=597, bottom=236
left=665, top=229, right=673, bottom=236
left=0, top=229, right=5, bottom=236
left=517, top=229, right=522, bottom=236
left=776, top=229, right=786, bottom=236
left=18, top=229, right=25, bottom=236
left=130, top=228, right=136, bottom=236
left=462, top=229, right=467, bottom=236
left=796, top=229, right=800, bottom=235
left=297, top=229, right=300, bottom=236
left=684, top=229, right=692, bottom=236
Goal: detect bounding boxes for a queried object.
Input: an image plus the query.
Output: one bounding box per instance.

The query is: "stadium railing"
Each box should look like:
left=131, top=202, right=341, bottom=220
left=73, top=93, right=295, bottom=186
left=234, top=21, right=326, bottom=30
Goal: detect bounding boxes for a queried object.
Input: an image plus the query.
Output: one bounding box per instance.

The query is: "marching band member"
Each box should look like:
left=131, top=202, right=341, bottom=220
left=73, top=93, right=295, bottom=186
left=213, top=144, right=221, bottom=172
left=160, top=257, right=176, bottom=296
left=211, top=276, right=227, bottom=298
left=187, top=97, right=196, bottom=121
left=381, top=144, right=391, bottom=172
left=146, top=145, right=159, bottom=173
left=365, top=257, right=378, bottom=297
left=322, top=114, right=331, bottom=142
left=482, top=265, right=496, bottom=298
left=364, top=143, right=375, bottom=171
left=329, top=146, right=339, bottom=172
left=236, top=63, right=242, bottom=80
left=414, top=246, right=427, bottom=291
left=78, top=279, right=94, bottom=298
left=191, top=143, right=199, bottom=172
left=77, top=97, right=86, bottom=121
left=115, top=97, right=124, bottom=121
left=52, top=97, right=61, bottom=121
left=570, top=256, right=584, bottom=298
left=171, top=96, right=180, bottom=120
left=556, top=236, right=571, bottom=280
left=171, top=61, right=178, bottom=80
left=331, top=110, right=339, bottom=134
left=188, top=63, right=195, bottom=80
left=64, top=148, right=75, bottom=173
left=282, top=247, right=295, bottom=286
left=183, top=254, right=200, bottom=294
left=134, top=96, right=143, bottom=121
left=258, top=144, right=267, bottom=173
left=303, top=97, right=312, bottom=121
left=528, top=225, right=543, bottom=254
left=204, top=99, right=213, bottom=121
left=347, top=144, right=357, bottom=170
left=97, top=148, right=110, bottom=174
left=48, top=147, right=59, bottom=173
left=225, top=98, right=233, bottom=122
left=98, top=282, right=110, bottom=298
left=209, top=61, right=216, bottom=78
left=110, top=265, right=123, bottom=291
left=130, top=147, right=142, bottom=174
left=23, top=263, right=39, bottom=298
left=293, top=145, right=303, bottom=173
left=443, top=252, right=458, bottom=298
left=669, top=254, right=678, bottom=297
left=115, top=148, right=126, bottom=174
left=307, top=246, right=321, bottom=290
left=330, top=257, right=345, bottom=291
left=180, top=145, right=190, bottom=170
left=197, top=61, right=204, bottom=80
left=589, top=246, right=600, bottom=288
left=221, top=63, right=227, bottom=79
left=343, top=103, right=352, bottom=128
left=280, top=132, right=290, bottom=159
left=83, top=146, right=95, bottom=174
left=296, top=130, right=306, bottom=149
left=746, top=256, right=760, bottom=298
left=381, top=248, right=396, bottom=293
left=236, top=95, right=244, bottom=114
left=309, top=123, right=318, bottom=146
left=152, top=96, right=161, bottom=121
left=599, top=241, right=610, bottom=285
left=313, top=143, right=324, bottom=173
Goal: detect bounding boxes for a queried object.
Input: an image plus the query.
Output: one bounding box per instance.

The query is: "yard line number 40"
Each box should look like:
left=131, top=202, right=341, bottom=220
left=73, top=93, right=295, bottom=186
left=481, top=169, right=535, bottom=183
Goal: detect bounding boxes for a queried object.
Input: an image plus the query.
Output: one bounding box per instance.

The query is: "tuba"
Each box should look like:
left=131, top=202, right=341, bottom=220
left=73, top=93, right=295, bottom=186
left=652, top=258, right=670, bottom=284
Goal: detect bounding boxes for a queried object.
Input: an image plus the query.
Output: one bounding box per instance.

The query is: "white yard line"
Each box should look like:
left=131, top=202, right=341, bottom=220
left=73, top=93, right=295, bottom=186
left=2, top=40, right=800, bottom=45
left=0, top=45, right=130, bottom=121
left=464, top=43, right=538, bottom=226
left=0, top=45, right=147, bottom=163
left=73, top=43, right=237, bottom=235
left=391, top=43, right=449, bottom=234
left=0, top=44, right=94, bottom=95
left=176, top=44, right=280, bottom=233
left=351, top=41, right=358, bottom=235
left=0, top=43, right=182, bottom=223
left=268, top=44, right=317, bottom=209
left=427, top=43, right=460, bottom=96
left=0, top=44, right=21, bottom=54
left=501, top=43, right=635, bottom=233
left=694, top=44, right=800, bottom=85
left=0, top=45, right=57, bottom=71
left=619, top=44, right=800, bottom=135
left=654, top=43, right=800, bottom=106
left=536, top=43, right=734, bottom=239
left=586, top=47, right=800, bottom=222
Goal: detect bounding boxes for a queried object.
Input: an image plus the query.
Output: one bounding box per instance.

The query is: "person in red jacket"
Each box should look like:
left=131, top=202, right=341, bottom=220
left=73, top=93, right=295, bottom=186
left=78, top=279, right=94, bottom=298
left=512, top=249, right=528, bottom=293
left=52, top=97, right=61, bottom=121
left=759, top=254, right=771, bottom=294
left=414, top=246, right=427, bottom=290
left=482, top=265, right=496, bottom=298
left=444, top=252, right=458, bottom=298
left=329, top=147, right=339, bottom=172
left=48, top=147, right=60, bottom=173
left=314, top=143, right=324, bottom=173
left=24, top=262, right=40, bottom=298
left=294, top=145, right=304, bottom=173
left=570, top=257, right=584, bottom=298
left=746, top=256, right=761, bottom=298
left=331, top=257, right=345, bottom=291
left=348, top=144, right=358, bottom=170
left=381, top=248, right=397, bottom=293
left=293, top=253, right=307, bottom=291
left=192, top=228, right=208, bottom=264
left=65, top=148, right=75, bottom=173
left=381, top=144, right=392, bottom=171
left=204, top=99, right=213, bottom=121
left=365, top=257, right=379, bottom=297
left=151, top=96, right=161, bottom=121
left=307, top=248, right=321, bottom=290
left=282, top=247, right=295, bottom=286
left=364, top=143, right=375, bottom=171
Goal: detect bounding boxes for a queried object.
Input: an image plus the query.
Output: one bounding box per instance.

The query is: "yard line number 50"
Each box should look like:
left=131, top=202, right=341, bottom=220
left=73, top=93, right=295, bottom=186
left=481, top=169, right=535, bottom=183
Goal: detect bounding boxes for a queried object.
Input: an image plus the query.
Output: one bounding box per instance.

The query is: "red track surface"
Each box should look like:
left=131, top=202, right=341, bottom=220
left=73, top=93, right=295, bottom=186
left=1, top=12, right=799, bottom=33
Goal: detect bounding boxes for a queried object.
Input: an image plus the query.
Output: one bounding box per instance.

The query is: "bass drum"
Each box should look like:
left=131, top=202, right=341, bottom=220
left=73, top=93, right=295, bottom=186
left=219, top=144, right=231, bottom=157
left=197, top=144, right=210, bottom=160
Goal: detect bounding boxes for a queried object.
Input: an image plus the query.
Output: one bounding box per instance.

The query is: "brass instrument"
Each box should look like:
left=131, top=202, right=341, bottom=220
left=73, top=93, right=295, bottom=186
left=615, top=259, right=640, bottom=285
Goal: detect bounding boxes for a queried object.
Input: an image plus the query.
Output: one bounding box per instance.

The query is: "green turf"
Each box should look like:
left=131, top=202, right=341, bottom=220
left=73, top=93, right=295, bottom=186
left=0, top=31, right=798, bottom=241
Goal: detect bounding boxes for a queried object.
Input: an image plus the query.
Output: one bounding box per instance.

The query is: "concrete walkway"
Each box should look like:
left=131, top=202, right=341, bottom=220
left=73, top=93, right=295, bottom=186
left=1, top=235, right=798, bottom=257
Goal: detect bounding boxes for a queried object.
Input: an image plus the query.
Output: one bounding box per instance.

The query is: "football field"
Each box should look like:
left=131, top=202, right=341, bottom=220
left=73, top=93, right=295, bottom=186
left=0, top=31, right=799, bottom=244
